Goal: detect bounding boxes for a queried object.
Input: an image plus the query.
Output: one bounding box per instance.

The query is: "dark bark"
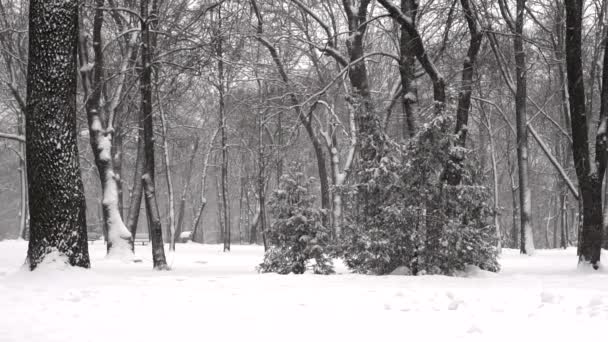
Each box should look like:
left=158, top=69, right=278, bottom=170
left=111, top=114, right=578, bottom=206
left=216, top=11, right=230, bottom=252
left=140, top=0, right=168, bottom=269
left=126, top=136, right=144, bottom=245
left=26, top=0, right=89, bottom=269
left=398, top=0, right=417, bottom=138
left=564, top=0, right=604, bottom=268
left=378, top=0, right=446, bottom=112
left=444, top=0, right=483, bottom=185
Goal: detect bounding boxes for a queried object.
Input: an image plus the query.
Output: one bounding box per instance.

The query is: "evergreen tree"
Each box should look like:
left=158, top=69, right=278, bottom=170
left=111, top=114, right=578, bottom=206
left=259, top=168, right=333, bottom=275
left=340, top=114, right=499, bottom=275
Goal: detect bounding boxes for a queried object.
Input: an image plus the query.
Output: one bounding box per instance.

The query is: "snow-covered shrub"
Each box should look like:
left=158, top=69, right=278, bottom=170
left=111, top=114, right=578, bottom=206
left=259, top=170, right=334, bottom=275
left=339, top=114, right=499, bottom=275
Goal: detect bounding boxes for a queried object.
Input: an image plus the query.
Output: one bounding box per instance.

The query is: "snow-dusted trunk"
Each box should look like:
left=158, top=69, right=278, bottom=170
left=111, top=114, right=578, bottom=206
left=25, top=0, right=89, bottom=269
left=216, top=19, right=230, bottom=252
left=126, top=137, right=144, bottom=243
left=112, top=126, right=124, bottom=218
left=18, top=146, right=27, bottom=239
left=174, top=137, right=200, bottom=249
left=514, top=0, right=534, bottom=255
left=445, top=0, right=483, bottom=186
left=319, top=100, right=356, bottom=238
left=560, top=193, right=568, bottom=249
left=79, top=0, right=132, bottom=256
left=508, top=161, right=519, bottom=249
left=141, top=0, right=168, bottom=270
left=87, top=117, right=132, bottom=255
left=158, top=97, right=175, bottom=248
left=398, top=0, right=418, bottom=138
left=191, top=128, right=218, bottom=243
left=484, top=109, right=501, bottom=251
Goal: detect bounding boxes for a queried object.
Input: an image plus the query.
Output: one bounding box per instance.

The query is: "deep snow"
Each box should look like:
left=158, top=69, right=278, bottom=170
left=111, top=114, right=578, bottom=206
left=1, top=240, right=607, bottom=341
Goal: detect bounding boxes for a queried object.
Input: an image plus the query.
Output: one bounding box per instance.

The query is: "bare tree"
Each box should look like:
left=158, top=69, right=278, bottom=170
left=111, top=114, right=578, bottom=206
left=140, top=0, right=168, bottom=270
left=564, top=0, right=606, bottom=268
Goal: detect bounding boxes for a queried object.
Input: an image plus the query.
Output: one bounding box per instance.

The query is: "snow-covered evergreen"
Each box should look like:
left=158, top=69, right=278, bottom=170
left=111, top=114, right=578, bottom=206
left=340, top=114, right=499, bottom=275
left=259, top=169, right=333, bottom=275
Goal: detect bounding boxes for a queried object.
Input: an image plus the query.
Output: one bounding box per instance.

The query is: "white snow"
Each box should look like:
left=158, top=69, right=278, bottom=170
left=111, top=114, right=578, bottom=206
left=179, top=231, right=192, bottom=239
left=1, top=241, right=608, bottom=341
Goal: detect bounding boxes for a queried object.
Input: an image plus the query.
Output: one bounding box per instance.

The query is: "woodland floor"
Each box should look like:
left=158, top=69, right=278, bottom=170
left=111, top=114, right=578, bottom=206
left=0, top=240, right=607, bottom=341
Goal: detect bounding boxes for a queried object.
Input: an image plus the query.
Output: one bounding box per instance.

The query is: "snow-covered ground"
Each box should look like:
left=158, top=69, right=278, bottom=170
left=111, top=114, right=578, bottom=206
left=1, top=240, right=607, bottom=341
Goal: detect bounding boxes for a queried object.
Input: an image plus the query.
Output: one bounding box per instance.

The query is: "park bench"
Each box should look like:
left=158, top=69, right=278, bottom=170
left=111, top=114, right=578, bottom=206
left=134, top=233, right=149, bottom=246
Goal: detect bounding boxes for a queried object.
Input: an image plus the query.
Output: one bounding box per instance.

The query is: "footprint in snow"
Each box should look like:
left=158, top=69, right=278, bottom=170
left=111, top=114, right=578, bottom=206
left=540, top=291, right=560, bottom=304
left=448, top=300, right=464, bottom=310
left=467, top=324, right=482, bottom=334
left=446, top=291, right=464, bottom=310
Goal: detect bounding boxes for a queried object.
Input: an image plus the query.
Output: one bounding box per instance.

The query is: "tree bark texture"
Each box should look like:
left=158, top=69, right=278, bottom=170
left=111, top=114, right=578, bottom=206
left=26, top=0, right=89, bottom=269
left=141, top=0, right=168, bottom=269
left=513, top=0, right=534, bottom=254
left=565, top=0, right=605, bottom=268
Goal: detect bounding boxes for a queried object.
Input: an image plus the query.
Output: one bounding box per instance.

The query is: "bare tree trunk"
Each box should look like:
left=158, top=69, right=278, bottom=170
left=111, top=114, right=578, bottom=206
left=26, top=0, right=89, bottom=269
left=445, top=0, right=483, bottom=185
left=18, top=143, right=27, bottom=239
left=191, top=128, right=218, bottom=243
left=561, top=193, right=568, bottom=249
left=112, top=126, right=124, bottom=218
left=126, top=137, right=144, bottom=245
left=508, top=158, right=519, bottom=249
left=514, top=0, right=534, bottom=254
left=482, top=104, right=501, bottom=251
left=216, top=15, right=230, bottom=252
left=78, top=0, right=132, bottom=255
left=158, top=96, right=175, bottom=248
left=565, top=0, right=606, bottom=268
left=398, top=0, right=418, bottom=138
left=174, top=137, right=200, bottom=249
left=141, top=0, right=168, bottom=269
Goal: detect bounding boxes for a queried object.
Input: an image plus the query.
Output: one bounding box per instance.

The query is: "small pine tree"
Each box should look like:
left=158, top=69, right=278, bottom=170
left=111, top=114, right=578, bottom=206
left=259, top=170, right=334, bottom=275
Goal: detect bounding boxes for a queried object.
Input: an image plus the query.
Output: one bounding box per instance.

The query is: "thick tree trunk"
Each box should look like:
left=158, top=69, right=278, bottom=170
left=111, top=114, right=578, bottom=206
left=564, top=0, right=605, bottom=268
left=141, top=0, right=168, bottom=270
left=26, top=0, right=89, bottom=269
